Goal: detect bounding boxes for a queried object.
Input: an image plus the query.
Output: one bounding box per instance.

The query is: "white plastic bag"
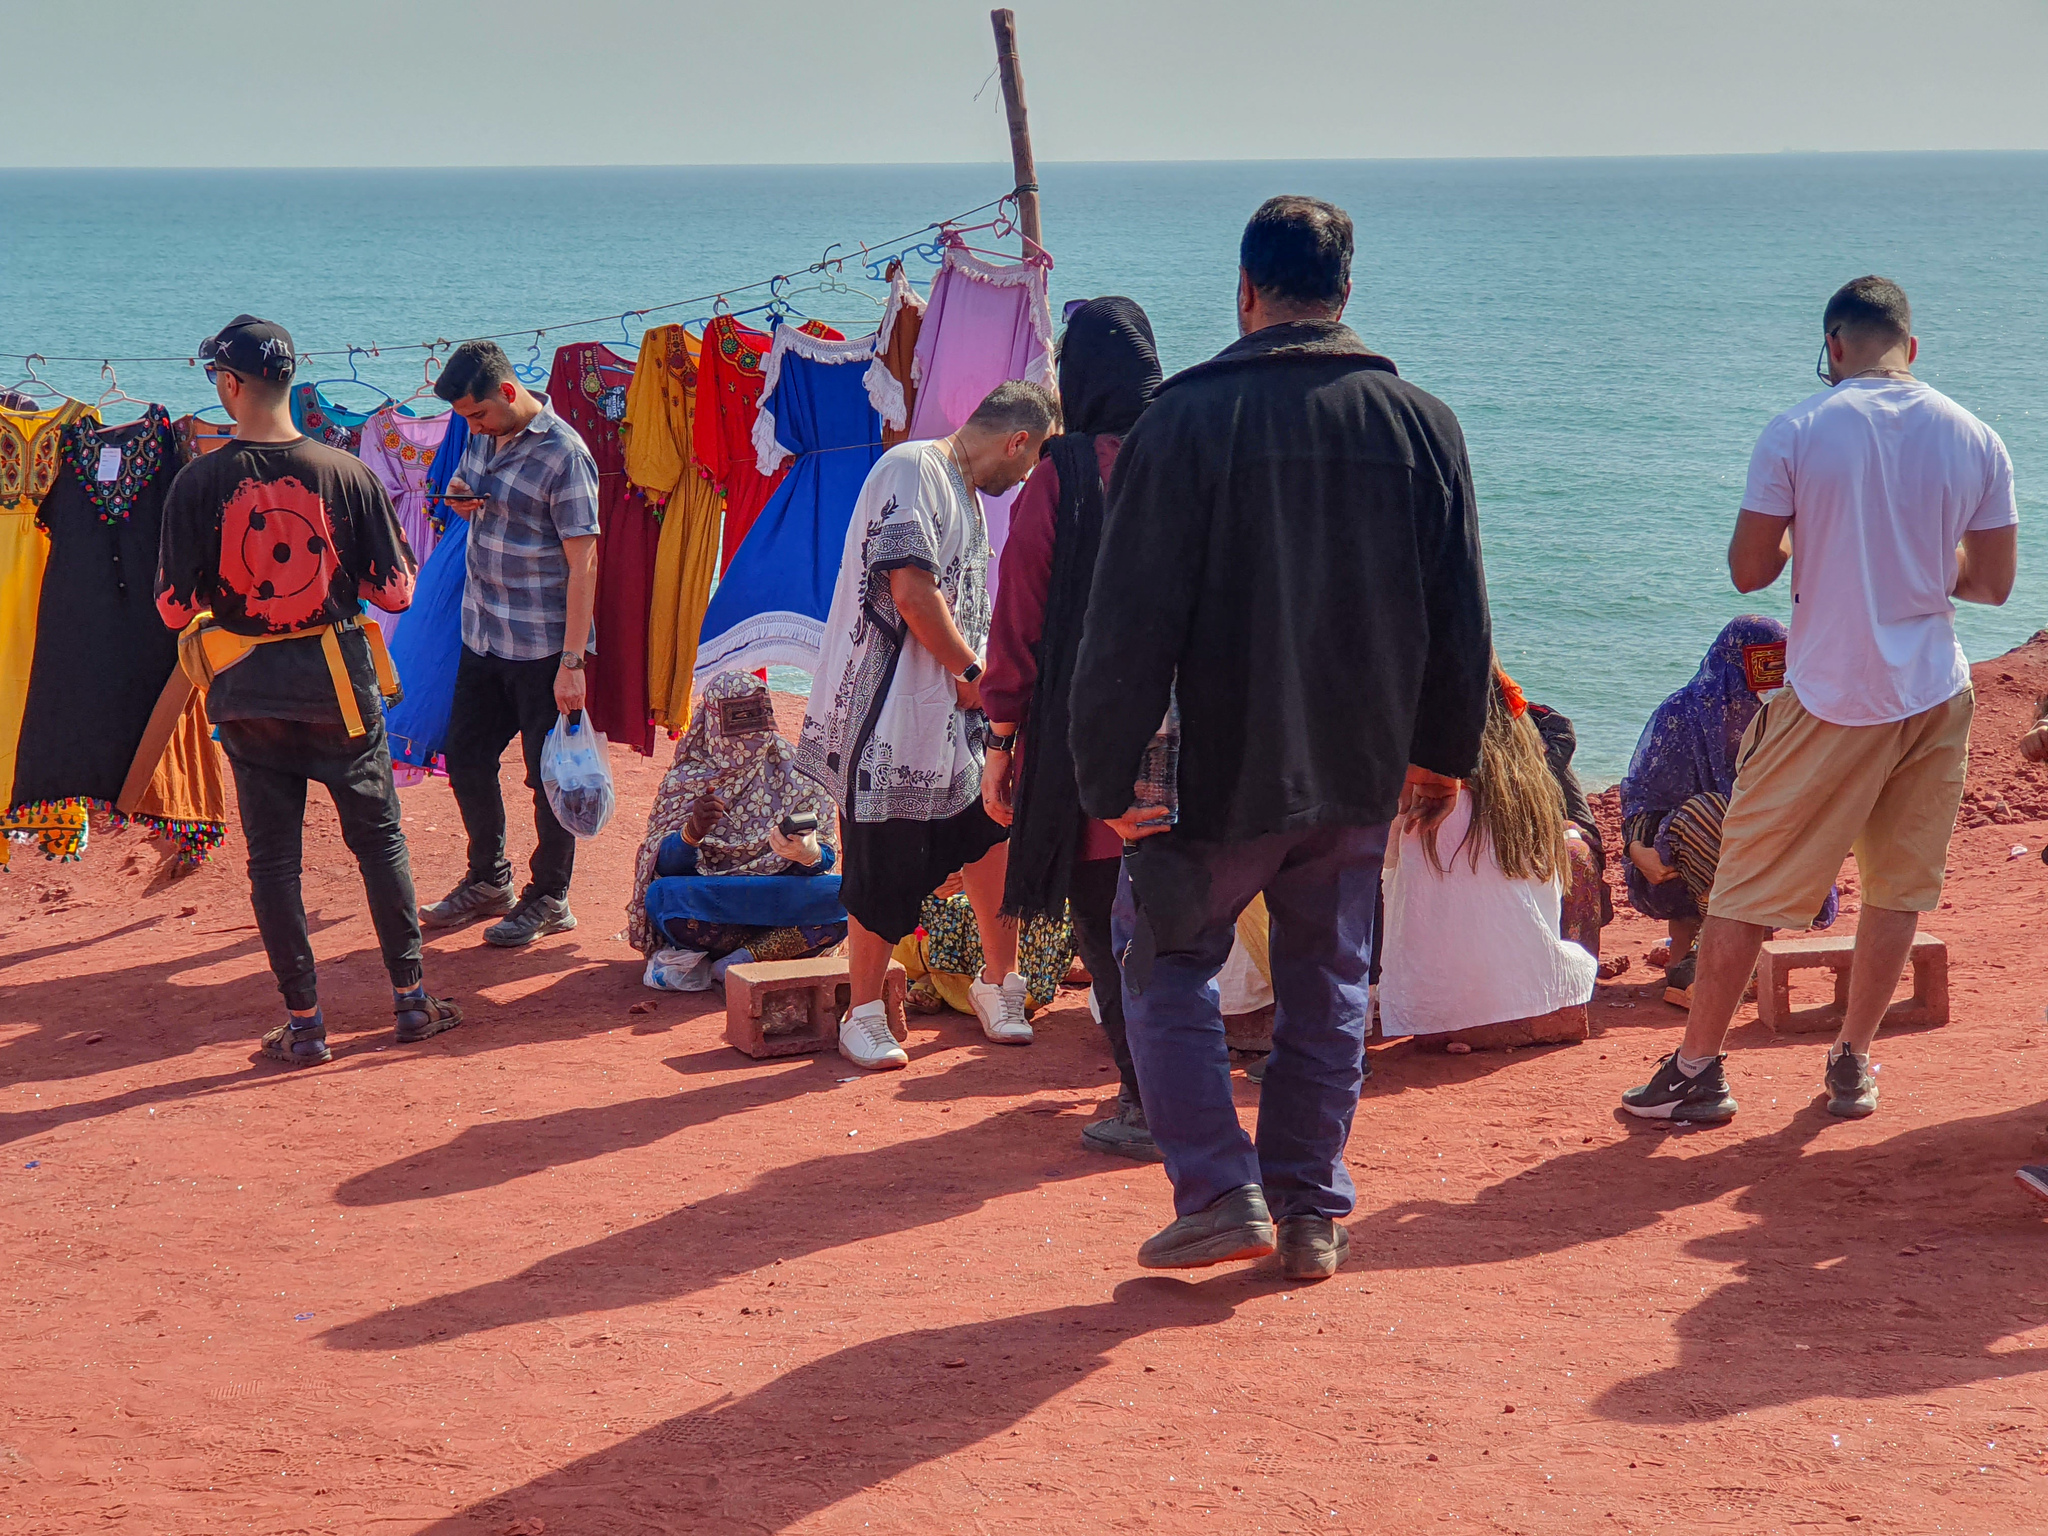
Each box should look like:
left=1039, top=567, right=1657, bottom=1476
left=540, top=711, right=616, bottom=838
left=643, top=947, right=713, bottom=992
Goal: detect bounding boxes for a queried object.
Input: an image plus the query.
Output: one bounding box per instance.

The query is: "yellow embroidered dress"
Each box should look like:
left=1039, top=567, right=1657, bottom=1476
left=621, top=326, right=727, bottom=733
left=0, top=399, right=94, bottom=800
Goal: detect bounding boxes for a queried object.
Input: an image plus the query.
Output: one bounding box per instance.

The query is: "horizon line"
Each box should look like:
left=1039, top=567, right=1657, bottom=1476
left=5, top=148, right=2048, bottom=174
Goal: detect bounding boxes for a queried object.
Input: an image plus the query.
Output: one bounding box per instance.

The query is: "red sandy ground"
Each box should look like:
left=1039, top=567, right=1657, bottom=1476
left=3, top=652, right=2046, bottom=1536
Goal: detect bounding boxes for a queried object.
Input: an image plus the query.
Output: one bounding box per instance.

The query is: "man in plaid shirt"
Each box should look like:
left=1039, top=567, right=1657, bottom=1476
left=421, top=340, right=602, bottom=947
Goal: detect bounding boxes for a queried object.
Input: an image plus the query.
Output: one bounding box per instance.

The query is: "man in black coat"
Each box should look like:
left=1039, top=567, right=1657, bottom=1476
left=1068, top=196, right=1493, bottom=1279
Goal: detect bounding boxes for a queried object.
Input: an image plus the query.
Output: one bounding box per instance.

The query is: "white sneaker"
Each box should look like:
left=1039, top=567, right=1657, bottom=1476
left=969, top=972, right=1033, bottom=1045
left=838, top=1001, right=908, bottom=1071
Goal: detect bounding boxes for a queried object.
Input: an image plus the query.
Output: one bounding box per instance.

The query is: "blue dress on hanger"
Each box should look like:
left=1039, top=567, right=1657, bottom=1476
left=384, top=413, right=469, bottom=774
left=694, top=330, right=884, bottom=679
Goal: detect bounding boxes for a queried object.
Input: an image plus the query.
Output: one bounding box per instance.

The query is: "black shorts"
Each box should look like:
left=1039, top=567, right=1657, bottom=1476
left=840, top=802, right=1009, bottom=943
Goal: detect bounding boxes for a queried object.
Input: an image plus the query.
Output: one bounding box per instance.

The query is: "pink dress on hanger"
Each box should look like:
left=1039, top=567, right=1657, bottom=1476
left=906, top=242, right=1056, bottom=596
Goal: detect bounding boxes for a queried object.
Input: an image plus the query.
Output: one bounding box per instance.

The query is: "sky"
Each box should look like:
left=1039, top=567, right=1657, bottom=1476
left=6, top=0, right=2048, bottom=167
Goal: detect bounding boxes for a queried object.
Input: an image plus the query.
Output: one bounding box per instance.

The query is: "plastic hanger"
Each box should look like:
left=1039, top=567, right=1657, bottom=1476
left=512, top=331, right=550, bottom=386
left=306, top=346, right=396, bottom=411
left=611, top=312, right=644, bottom=358
left=92, top=362, right=156, bottom=427
left=6, top=354, right=69, bottom=402
left=401, top=354, right=443, bottom=406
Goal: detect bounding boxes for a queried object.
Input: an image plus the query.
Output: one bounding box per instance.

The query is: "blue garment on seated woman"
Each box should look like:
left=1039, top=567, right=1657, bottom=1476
left=646, top=833, right=844, bottom=930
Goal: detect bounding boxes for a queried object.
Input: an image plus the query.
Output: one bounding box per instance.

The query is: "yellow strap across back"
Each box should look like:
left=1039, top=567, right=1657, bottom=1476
left=176, top=612, right=400, bottom=739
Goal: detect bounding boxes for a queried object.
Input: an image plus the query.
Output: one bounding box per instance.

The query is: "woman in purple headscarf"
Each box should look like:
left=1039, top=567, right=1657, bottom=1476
left=1621, top=615, right=1836, bottom=1004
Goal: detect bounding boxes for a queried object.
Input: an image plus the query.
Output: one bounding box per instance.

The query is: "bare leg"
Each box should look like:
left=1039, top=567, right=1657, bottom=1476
left=961, top=840, right=1019, bottom=984
left=1679, top=915, right=1771, bottom=1060
left=1838, top=905, right=1919, bottom=1054
left=1669, top=917, right=1701, bottom=957
left=847, top=915, right=895, bottom=1009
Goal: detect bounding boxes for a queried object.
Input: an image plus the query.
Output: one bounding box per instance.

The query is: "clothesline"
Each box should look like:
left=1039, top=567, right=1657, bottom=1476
left=0, top=191, right=1029, bottom=369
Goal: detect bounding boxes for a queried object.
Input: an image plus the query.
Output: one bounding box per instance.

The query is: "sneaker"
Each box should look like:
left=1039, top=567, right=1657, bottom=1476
left=1824, top=1043, right=1879, bottom=1119
left=484, top=894, right=577, bottom=948
left=1663, top=949, right=1697, bottom=1008
left=1621, top=1050, right=1738, bottom=1124
left=1080, top=1093, right=1165, bottom=1163
left=1137, top=1183, right=1276, bottom=1270
left=1276, top=1215, right=1350, bottom=1280
left=419, top=876, right=516, bottom=930
left=2015, top=1166, right=2048, bottom=1205
left=968, top=972, right=1033, bottom=1045
left=394, top=990, right=462, bottom=1044
left=1245, top=1052, right=1269, bottom=1085
left=839, top=1001, right=908, bottom=1071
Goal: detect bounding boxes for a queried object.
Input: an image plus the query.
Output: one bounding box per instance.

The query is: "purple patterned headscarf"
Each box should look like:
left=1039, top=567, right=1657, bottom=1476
left=1621, top=615, right=1788, bottom=831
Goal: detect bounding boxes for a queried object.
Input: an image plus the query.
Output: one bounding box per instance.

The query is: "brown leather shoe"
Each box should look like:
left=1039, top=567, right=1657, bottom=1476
left=1136, top=1184, right=1275, bottom=1269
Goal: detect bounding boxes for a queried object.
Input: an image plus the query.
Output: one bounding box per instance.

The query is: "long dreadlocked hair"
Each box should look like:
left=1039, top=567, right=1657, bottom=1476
left=1423, top=666, right=1571, bottom=885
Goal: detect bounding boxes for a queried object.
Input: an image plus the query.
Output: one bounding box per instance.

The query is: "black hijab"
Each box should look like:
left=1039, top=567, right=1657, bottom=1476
left=1002, top=297, right=1162, bottom=919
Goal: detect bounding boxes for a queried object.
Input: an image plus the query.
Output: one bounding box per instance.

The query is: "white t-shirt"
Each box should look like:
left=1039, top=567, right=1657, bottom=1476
left=1743, top=376, right=2017, bottom=726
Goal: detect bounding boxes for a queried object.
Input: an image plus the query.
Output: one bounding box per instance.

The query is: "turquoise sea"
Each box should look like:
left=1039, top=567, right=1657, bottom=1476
left=3, top=156, right=2042, bottom=781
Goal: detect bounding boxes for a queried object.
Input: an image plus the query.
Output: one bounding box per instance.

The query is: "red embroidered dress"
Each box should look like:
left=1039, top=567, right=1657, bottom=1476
left=693, top=315, right=841, bottom=571
left=547, top=342, right=659, bottom=756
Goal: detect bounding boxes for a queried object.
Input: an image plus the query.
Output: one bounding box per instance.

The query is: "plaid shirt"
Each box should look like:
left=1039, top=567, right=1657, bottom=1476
left=457, top=397, right=601, bottom=659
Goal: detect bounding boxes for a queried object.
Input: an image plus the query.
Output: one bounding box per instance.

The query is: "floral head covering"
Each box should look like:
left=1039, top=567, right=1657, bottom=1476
left=626, top=672, right=837, bottom=952
left=1621, top=615, right=1787, bottom=831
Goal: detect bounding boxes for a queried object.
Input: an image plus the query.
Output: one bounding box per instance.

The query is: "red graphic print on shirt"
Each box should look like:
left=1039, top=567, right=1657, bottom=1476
left=218, top=474, right=341, bottom=630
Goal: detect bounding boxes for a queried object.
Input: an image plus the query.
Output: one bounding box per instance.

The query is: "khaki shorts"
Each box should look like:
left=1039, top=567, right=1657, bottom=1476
left=1707, top=685, right=1972, bottom=928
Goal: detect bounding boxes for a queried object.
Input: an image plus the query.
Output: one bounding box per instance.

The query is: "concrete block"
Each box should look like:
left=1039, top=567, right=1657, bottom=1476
left=723, top=957, right=907, bottom=1059
left=1755, top=933, right=1948, bottom=1034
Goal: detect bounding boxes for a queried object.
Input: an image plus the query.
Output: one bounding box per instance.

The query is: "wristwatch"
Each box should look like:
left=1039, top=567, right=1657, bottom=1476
left=956, top=660, right=983, bottom=683
left=559, top=652, right=587, bottom=671
left=984, top=724, right=1015, bottom=753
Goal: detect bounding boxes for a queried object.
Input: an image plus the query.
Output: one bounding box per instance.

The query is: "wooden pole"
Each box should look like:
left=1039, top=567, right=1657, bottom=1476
left=989, top=9, right=1044, bottom=259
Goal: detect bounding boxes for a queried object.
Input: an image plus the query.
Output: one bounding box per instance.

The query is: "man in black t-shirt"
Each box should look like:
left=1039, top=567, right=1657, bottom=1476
left=156, top=315, right=460, bottom=1066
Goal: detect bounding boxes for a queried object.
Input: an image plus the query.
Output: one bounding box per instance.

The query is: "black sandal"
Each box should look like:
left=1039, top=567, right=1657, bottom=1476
left=260, top=1021, right=331, bottom=1067
left=395, top=993, right=463, bottom=1044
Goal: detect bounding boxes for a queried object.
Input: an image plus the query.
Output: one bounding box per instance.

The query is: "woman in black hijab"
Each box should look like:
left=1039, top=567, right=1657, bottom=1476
left=980, top=296, right=1163, bottom=1161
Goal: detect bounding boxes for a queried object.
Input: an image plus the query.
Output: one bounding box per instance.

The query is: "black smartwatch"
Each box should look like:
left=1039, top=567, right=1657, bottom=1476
left=957, top=660, right=983, bottom=683
left=984, top=724, right=1015, bottom=753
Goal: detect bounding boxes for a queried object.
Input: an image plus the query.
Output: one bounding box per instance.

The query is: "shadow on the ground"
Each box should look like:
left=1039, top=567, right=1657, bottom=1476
left=319, top=1104, right=1125, bottom=1353
left=417, top=1276, right=1242, bottom=1535
left=1342, top=1094, right=2048, bottom=1420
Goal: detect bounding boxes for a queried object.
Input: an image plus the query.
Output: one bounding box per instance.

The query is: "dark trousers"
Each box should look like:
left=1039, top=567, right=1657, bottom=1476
left=1069, top=856, right=1137, bottom=1105
left=445, top=646, right=575, bottom=902
left=1114, top=823, right=1388, bottom=1220
left=218, top=716, right=424, bottom=1012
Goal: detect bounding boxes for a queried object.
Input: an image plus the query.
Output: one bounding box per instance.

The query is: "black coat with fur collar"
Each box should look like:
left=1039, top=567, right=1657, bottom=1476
left=1069, top=320, right=1492, bottom=841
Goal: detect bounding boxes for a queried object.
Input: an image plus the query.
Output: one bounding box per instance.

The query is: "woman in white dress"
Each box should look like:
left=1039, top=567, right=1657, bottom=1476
left=1379, top=665, right=1598, bottom=1051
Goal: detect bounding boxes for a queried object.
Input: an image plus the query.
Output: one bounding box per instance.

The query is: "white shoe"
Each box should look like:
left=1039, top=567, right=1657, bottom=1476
left=969, top=972, right=1033, bottom=1045
left=838, top=1001, right=908, bottom=1071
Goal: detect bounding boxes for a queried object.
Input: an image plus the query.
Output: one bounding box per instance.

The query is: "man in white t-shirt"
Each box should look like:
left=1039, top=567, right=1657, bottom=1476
left=1625, top=275, right=2018, bottom=1126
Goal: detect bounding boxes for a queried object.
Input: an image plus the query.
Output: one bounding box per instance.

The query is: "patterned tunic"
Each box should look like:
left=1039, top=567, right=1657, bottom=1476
left=797, top=442, right=990, bottom=824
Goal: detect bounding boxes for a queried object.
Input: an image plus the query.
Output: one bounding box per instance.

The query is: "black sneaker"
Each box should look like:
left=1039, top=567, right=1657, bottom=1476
left=484, top=894, right=577, bottom=948
left=1663, top=949, right=1697, bottom=1008
left=1824, top=1044, right=1878, bottom=1119
left=2015, top=1166, right=2048, bottom=1205
left=1621, top=1050, right=1738, bottom=1124
left=419, top=876, right=516, bottom=931
left=1136, top=1183, right=1276, bottom=1270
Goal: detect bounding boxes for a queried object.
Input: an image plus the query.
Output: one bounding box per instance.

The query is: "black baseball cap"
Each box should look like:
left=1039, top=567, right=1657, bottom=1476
left=198, top=315, right=296, bottom=382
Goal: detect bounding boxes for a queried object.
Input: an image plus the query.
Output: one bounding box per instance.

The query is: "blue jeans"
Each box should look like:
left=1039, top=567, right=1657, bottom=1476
left=1114, top=823, right=1388, bottom=1220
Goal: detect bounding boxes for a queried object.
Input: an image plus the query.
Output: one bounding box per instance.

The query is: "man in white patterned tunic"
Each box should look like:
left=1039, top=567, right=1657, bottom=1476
left=798, top=383, right=1058, bottom=1069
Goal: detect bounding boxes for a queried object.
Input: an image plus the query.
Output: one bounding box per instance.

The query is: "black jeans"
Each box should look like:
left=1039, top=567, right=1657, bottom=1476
left=444, top=646, right=575, bottom=903
left=1069, top=856, right=1137, bottom=1106
left=218, top=716, right=424, bottom=1012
